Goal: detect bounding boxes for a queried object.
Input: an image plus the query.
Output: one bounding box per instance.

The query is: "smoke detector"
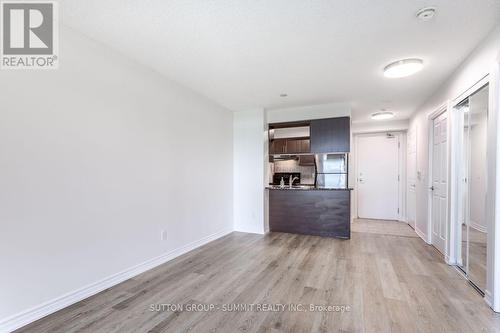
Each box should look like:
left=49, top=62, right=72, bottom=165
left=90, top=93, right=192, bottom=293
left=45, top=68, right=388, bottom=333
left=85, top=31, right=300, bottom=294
left=416, top=7, right=436, bottom=21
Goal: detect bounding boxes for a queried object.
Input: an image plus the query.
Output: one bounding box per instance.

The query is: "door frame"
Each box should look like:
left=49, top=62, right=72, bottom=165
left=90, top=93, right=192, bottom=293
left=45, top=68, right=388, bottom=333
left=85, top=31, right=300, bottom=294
left=353, top=131, right=406, bottom=222
left=427, top=104, right=450, bottom=259
left=406, top=124, right=418, bottom=230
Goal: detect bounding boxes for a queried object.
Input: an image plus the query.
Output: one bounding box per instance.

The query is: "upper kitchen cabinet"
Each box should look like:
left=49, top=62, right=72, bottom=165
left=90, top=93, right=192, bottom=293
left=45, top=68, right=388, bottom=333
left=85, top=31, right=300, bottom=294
left=270, top=139, right=287, bottom=154
left=310, top=117, right=350, bottom=153
left=269, top=138, right=310, bottom=154
left=285, top=138, right=310, bottom=154
left=268, top=123, right=311, bottom=154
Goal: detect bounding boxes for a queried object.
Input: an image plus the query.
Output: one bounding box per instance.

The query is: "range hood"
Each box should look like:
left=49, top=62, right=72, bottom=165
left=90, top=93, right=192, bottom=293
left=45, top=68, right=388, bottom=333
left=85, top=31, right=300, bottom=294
left=270, top=155, right=299, bottom=161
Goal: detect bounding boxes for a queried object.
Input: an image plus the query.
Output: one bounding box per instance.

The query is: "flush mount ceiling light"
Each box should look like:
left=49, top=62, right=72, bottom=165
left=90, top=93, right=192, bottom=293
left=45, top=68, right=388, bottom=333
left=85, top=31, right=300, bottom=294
left=383, top=58, right=424, bottom=78
left=416, top=7, right=436, bottom=21
left=371, top=111, right=395, bottom=120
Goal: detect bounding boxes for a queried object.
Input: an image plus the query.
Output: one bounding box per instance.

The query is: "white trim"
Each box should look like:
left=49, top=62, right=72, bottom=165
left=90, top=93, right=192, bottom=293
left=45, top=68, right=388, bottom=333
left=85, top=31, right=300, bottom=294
left=398, top=133, right=407, bottom=222
left=234, top=228, right=266, bottom=235
left=451, top=75, right=490, bottom=106
left=0, top=227, right=233, bottom=333
left=415, top=226, right=431, bottom=244
left=470, top=221, right=487, bottom=233
left=449, top=96, right=463, bottom=266
left=406, top=123, right=418, bottom=230
left=490, top=59, right=500, bottom=313
left=351, top=127, right=409, bottom=135
left=485, top=290, right=493, bottom=309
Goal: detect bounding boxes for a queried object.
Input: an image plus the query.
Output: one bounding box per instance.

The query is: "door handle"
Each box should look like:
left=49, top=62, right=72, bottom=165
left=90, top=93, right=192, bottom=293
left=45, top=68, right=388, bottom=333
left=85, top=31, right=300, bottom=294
left=430, top=186, right=435, bottom=191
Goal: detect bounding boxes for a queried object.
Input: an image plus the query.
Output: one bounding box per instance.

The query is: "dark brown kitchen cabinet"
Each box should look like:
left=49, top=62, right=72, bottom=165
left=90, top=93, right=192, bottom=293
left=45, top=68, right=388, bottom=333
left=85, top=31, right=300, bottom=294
left=300, top=139, right=310, bottom=153
left=269, top=138, right=310, bottom=154
left=270, top=139, right=287, bottom=154
left=286, top=139, right=310, bottom=154
left=269, top=189, right=351, bottom=239
left=286, top=139, right=299, bottom=153
left=310, top=117, right=350, bottom=153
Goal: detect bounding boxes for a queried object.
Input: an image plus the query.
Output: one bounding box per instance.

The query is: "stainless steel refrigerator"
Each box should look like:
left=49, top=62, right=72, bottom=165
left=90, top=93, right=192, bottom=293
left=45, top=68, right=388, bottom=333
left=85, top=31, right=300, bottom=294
left=315, top=153, right=348, bottom=189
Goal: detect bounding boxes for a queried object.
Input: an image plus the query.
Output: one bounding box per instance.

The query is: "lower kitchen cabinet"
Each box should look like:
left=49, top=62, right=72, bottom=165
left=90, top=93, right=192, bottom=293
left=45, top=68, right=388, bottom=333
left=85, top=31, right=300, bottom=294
left=268, top=189, right=351, bottom=239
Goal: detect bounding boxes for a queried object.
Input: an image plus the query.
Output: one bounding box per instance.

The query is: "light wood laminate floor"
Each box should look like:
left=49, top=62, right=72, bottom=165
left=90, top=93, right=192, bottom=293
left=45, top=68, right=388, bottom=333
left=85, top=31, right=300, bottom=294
left=15, top=225, right=500, bottom=333
left=351, top=218, right=419, bottom=238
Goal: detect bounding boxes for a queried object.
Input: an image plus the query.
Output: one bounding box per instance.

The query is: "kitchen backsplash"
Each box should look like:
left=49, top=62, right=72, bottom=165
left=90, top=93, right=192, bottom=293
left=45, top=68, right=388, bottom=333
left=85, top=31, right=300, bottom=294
left=272, top=159, right=315, bottom=184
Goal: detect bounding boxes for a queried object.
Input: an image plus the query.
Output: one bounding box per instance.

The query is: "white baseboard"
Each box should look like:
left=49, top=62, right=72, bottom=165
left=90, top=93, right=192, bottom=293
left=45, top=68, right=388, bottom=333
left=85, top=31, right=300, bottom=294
left=485, top=290, right=494, bottom=310
left=444, top=254, right=452, bottom=265
left=0, top=227, right=233, bottom=333
left=470, top=221, right=487, bottom=233
left=414, top=227, right=430, bottom=244
left=233, top=228, right=265, bottom=235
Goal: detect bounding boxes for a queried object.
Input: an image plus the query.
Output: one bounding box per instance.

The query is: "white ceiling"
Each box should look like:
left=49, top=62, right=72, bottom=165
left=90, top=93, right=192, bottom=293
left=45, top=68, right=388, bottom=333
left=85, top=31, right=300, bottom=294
left=62, top=0, right=500, bottom=121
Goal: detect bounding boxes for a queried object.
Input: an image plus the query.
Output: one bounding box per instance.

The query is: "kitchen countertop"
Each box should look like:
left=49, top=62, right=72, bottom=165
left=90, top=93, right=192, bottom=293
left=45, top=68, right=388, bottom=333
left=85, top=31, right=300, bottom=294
left=266, top=186, right=353, bottom=191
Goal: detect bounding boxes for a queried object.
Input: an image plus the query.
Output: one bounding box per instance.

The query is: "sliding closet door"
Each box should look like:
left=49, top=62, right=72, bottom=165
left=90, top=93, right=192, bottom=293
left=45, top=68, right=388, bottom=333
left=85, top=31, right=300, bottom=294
left=454, top=83, right=488, bottom=293
left=456, top=99, right=469, bottom=272
left=467, top=86, right=488, bottom=291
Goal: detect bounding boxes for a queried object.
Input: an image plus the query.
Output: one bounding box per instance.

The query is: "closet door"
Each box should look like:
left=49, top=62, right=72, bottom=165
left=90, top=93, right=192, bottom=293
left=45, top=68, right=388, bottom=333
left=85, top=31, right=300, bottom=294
left=456, top=98, right=469, bottom=274
left=454, top=83, right=489, bottom=294
left=467, top=85, right=489, bottom=292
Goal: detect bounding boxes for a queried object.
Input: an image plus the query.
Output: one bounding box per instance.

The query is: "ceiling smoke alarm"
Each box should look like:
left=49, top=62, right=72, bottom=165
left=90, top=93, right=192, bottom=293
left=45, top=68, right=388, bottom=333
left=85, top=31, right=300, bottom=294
left=416, top=7, right=436, bottom=21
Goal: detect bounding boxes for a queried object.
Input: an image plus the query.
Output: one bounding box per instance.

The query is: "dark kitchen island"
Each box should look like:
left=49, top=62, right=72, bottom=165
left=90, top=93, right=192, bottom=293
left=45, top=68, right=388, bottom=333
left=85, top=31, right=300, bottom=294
left=267, top=187, right=352, bottom=239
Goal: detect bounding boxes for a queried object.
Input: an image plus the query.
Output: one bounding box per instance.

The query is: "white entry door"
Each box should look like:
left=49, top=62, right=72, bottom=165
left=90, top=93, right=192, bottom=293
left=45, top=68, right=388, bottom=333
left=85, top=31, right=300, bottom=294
left=357, top=133, right=400, bottom=220
left=431, top=112, right=448, bottom=254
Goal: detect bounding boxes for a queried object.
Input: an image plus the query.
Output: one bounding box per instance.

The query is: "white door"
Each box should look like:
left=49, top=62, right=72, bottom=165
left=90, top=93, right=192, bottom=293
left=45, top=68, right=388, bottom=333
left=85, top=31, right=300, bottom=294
left=357, top=134, right=400, bottom=220
left=431, top=112, right=448, bottom=254
left=407, top=126, right=417, bottom=229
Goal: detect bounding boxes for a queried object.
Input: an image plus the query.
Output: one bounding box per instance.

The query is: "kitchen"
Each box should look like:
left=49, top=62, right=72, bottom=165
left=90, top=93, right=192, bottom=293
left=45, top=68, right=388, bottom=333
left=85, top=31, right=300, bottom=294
left=266, top=116, right=352, bottom=239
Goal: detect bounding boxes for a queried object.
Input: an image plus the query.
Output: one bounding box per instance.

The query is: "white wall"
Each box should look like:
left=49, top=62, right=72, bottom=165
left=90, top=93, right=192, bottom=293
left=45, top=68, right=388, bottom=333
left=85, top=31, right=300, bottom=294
left=409, top=24, right=500, bottom=307
left=351, top=119, right=409, bottom=134
left=0, top=26, right=234, bottom=329
left=233, top=109, right=267, bottom=234
left=266, top=102, right=350, bottom=123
